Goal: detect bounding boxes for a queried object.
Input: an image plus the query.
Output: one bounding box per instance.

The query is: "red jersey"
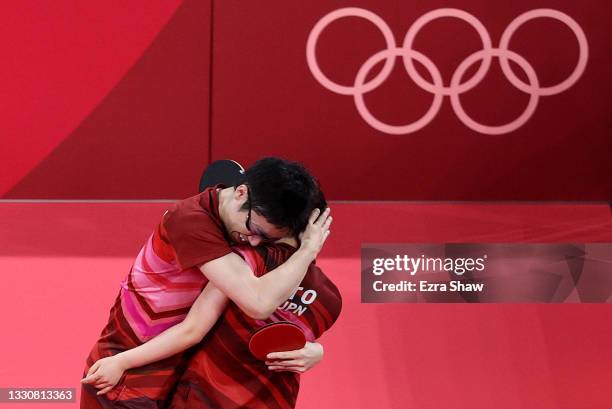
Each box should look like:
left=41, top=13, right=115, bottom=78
left=81, top=187, right=232, bottom=408
left=168, top=244, right=342, bottom=409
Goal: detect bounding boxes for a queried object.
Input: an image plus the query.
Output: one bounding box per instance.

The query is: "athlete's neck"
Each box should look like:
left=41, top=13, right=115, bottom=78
left=216, top=187, right=234, bottom=229
left=276, top=237, right=298, bottom=248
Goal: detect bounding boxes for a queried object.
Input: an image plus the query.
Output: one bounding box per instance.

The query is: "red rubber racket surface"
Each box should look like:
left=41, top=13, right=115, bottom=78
left=249, top=321, right=306, bottom=360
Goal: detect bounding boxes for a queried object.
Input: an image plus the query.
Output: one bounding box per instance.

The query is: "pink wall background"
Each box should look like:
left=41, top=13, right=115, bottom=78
left=1, top=1, right=610, bottom=200
left=1, top=202, right=611, bottom=408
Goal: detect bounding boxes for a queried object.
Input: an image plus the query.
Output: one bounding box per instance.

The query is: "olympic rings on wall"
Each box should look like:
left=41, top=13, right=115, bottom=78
left=306, top=8, right=588, bottom=135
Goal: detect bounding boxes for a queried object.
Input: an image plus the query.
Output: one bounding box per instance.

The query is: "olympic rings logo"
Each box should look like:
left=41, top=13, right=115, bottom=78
left=306, top=8, right=588, bottom=135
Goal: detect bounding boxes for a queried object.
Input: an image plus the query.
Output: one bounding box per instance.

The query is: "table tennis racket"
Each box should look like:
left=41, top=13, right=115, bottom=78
left=249, top=321, right=306, bottom=360
left=199, top=159, right=245, bottom=192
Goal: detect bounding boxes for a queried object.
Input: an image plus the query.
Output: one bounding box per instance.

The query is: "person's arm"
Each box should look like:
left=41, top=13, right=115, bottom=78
left=200, top=208, right=332, bottom=320
left=81, top=283, right=228, bottom=395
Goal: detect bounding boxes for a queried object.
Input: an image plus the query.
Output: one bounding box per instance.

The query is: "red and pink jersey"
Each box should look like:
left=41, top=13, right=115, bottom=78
left=82, top=187, right=232, bottom=405
left=168, top=244, right=342, bottom=409
left=119, top=186, right=232, bottom=343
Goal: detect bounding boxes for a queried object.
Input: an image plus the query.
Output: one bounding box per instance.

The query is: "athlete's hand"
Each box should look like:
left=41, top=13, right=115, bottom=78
left=299, top=208, right=332, bottom=257
left=80, top=356, right=126, bottom=395
left=265, top=341, right=324, bottom=373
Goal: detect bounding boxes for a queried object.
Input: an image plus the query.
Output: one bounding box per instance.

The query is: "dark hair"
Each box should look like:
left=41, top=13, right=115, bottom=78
left=239, top=157, right=326, bottom=234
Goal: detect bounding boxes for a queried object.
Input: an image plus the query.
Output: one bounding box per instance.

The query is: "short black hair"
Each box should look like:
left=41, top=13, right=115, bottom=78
left=239, top=157, right=325, bottom=234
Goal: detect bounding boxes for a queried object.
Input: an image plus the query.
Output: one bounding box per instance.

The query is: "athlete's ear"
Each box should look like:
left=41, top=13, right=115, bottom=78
left=234, top=184, right=249, bottom=201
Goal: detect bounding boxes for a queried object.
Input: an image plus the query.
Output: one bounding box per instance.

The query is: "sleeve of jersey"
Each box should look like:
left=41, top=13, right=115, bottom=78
left=231, top=246, right=266, bottom=277
left=308, top=265, right=343, bottom=338
left=163, top=205, right=231, bottom=271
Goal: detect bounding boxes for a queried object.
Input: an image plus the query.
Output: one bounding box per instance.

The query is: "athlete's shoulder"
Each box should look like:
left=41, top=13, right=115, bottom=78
left=165, top=189, right=221, bottom=232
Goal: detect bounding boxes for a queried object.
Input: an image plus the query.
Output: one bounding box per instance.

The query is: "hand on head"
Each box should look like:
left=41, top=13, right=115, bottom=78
left=299, top=208, right=332, bottom=257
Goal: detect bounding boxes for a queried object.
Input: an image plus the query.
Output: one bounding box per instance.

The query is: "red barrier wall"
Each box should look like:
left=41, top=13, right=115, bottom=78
left=1, top=1, right=211, bottom=199
left=210, top=0, right=612, bottom=200
left=1, top=1, right=610, bottom=199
